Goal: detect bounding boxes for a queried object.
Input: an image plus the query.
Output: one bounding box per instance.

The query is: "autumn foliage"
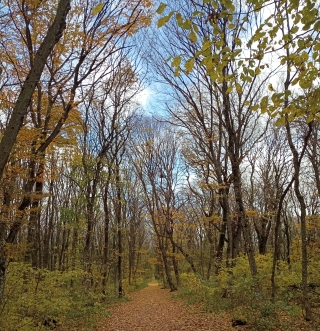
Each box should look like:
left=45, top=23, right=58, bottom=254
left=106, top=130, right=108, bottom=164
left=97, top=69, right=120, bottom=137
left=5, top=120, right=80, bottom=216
left=1, top=0, right=320, bottom=330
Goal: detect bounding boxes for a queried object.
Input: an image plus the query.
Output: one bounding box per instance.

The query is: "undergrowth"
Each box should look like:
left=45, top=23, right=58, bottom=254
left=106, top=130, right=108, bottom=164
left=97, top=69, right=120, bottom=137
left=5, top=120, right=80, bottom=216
left=177, top=254, right=320, bottom=330
left=0, top=262, right=150, bottom=331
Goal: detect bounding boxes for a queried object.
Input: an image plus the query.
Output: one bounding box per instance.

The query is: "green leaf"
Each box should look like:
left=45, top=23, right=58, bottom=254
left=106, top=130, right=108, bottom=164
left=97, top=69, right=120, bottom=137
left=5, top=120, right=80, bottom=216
left=275, top=117, right=286, bottom=126
left=182, top=19, right=192, bottom=30
left=202, top=39, right=212, bottom=51
left=306, top=114, right=314, bottom=123
left=92, top=3, right=103, bottom=15
left=234, top=37, right=242, bottom=46
left=171, top=56, right=181, bottom=67
left=176, top=13, right=182, bottom=26
left=201, top=55, right=213, bottom=71
left=158, top=12, right=173, bottom=28
left=314, top=20, right=320, bottom=31
left=226, top=86, right=233, bottom=93
left=260, top=96, right=269, bottom=113
left=291, top=77, right=299, bottom=85
left=189, top=30, right=197, bottom=42
left=250, top=105, right=259, bottom=111
left=156, top=2, right=167, bottom=14
left=185, top=58, right=195, bottom=73
left=268, top=84, right=275, bottom=92
left=299, top=77, right=312, bottom=89
left=192, top=23, right=199, bottom=33
left=235, top=83, right=242, bottom=94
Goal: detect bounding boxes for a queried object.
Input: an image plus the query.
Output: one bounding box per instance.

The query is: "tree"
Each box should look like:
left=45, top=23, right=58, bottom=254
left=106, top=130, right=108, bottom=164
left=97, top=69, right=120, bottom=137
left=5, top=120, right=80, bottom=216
left=0, top=0, right=71, bottom=179
left=0, top=0, right=71, bottom=304
left=0, top=0, right=151, bottom=305
left=153, top=0, right=274, bottom=277
left=130, top=118, right=183, bottom=290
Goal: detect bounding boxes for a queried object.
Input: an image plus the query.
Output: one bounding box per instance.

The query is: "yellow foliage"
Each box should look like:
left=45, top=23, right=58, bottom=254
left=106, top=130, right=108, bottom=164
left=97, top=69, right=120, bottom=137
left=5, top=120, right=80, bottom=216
left=245, top=209, right=259, bottom=217
left=148, top=257, right=161, bottom=265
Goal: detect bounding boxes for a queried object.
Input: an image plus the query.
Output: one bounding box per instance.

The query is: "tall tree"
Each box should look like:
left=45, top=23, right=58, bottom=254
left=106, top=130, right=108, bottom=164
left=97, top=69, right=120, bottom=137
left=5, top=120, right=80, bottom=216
left=0, top=0, right=71, bottom=304
left=0, top=0, right=71, bottom=179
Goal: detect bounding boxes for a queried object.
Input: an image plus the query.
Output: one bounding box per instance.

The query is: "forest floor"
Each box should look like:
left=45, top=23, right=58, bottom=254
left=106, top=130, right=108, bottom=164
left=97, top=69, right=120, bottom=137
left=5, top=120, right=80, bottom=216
left=91, top=280, right=241, bottom=331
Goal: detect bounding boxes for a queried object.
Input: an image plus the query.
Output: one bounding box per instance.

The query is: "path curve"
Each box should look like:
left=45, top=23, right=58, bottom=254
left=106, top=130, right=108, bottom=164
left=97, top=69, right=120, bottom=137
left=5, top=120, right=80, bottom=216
left=96, top=280, right=235, bottom=331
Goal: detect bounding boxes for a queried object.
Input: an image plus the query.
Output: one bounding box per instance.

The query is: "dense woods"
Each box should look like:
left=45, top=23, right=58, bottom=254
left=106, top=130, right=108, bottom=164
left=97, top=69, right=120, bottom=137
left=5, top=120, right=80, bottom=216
left=0, top=0, right=320, bottom=330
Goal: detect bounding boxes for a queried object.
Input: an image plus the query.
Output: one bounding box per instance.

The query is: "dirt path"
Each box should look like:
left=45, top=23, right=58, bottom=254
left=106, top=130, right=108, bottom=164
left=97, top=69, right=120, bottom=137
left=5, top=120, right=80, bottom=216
left=95, top=280, right=235, bottom=331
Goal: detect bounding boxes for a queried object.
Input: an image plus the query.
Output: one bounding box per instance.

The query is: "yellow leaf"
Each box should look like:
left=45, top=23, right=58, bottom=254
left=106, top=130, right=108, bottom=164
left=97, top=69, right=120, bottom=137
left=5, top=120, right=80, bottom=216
left=158, top=12, right=173, bottom=28
left=226, top=86, right=233, bottom=93
left=92, top=3, right=103, bottom=15
left=189, top=30, right=197, bottom=42
left=185, top=58, right=194, bottom=73
left=235, top=83, right=242, bottom=94
left=156, top=2, right=167, bottom=14
left=268, top=84, right=275, bottom=92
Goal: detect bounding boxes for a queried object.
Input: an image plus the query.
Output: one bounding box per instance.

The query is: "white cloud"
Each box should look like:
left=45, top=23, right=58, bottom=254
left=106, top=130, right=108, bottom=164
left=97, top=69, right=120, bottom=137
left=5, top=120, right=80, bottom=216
left=136, top=87, right=153, bottom=107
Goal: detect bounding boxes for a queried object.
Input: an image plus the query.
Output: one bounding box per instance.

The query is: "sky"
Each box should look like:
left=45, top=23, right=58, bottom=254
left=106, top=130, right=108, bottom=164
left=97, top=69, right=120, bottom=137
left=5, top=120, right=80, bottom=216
left=136, top=87, right=154, bottom=108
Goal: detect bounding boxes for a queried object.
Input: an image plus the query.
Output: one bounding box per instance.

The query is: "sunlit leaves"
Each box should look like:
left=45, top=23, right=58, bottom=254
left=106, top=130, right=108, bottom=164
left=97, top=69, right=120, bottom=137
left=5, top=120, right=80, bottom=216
left=158, top=12, right=174, bottom=28
left=235, top=83, right=242, bottom=94
left=156, top=2, right=166, bottom=14
left=92, top=3, right=103, bottom=15
left=184, top=58, right=194, bottom=74
left=189, top=30, right=197, bottom=42
left=171, top=56, right=181, bottom=68
left=156, top=0, right=320, bottom=124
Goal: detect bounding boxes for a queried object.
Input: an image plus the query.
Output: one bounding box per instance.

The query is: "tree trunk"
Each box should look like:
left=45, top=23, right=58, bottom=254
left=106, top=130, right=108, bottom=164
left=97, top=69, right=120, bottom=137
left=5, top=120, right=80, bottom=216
left=25, top=161, right=45, bottom=268
left=160, top=238, right=176, bottom=291
left=102, top=184, right=111, bottom=292
left=286, top=121, right=313, bottom=320
left=215, top=203, right=228, bottom=274
left=0, top=0, right=71, bottom=305
left=116, top=170, right=124, bottom=298
left=172, top=245, right=180, bottom=287
left=43, top=181, right=55, bottom=269
left=221, top=73, right=257, bottom=276
left=0, top=225, right=6, bottom=305
left=0, top=0, right=71, bottom=179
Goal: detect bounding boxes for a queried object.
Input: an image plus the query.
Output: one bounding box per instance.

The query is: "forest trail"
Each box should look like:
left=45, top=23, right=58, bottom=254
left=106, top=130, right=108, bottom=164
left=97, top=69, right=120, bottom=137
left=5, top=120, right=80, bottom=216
left=95, top=280, right=236, bottom=331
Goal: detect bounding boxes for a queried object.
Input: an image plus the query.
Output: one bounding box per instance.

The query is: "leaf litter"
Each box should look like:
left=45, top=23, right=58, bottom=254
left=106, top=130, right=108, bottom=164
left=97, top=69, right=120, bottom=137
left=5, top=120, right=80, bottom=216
left=94, top=280, right=237, bottom=331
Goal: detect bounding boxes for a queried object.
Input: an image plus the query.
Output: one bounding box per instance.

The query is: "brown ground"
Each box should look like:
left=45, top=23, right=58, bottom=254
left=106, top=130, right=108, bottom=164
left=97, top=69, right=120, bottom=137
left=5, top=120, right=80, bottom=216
left=94, top=280, right=237, bottom=331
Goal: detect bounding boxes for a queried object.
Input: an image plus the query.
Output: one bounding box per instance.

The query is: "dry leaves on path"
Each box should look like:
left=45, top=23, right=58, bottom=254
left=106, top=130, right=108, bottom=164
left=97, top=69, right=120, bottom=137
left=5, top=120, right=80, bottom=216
left=94, top=280, right=238, bottom=331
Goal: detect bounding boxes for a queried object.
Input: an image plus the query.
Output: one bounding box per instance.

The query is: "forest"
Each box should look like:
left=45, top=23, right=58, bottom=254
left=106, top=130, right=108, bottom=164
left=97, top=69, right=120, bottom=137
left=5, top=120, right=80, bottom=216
left=0, top=0, right=320, bottom=330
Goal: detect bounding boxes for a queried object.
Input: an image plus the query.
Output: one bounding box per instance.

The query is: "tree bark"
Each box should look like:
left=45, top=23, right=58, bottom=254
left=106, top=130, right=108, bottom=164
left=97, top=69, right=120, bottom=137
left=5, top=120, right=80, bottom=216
left=286, top=121, right=313, bottom=320
left=102, top=183, right=111, bottom=292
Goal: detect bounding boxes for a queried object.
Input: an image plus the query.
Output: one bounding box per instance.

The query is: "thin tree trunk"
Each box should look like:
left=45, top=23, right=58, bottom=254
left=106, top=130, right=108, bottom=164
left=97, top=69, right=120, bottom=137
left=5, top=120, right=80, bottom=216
left=160, top=238, right=176, bottom=291
left=116, top=170, right=123, bottom=298
left=221, top=72, right=257, bottom=276
left=286, top=121, right=313, bottom=320
left=25, top=162, right=45, bottom=268
left=172, top=245, right=180, bottom=287
left=0, top=225, right=6, bottom=305
left=102, top=184, right=111, bottom=292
